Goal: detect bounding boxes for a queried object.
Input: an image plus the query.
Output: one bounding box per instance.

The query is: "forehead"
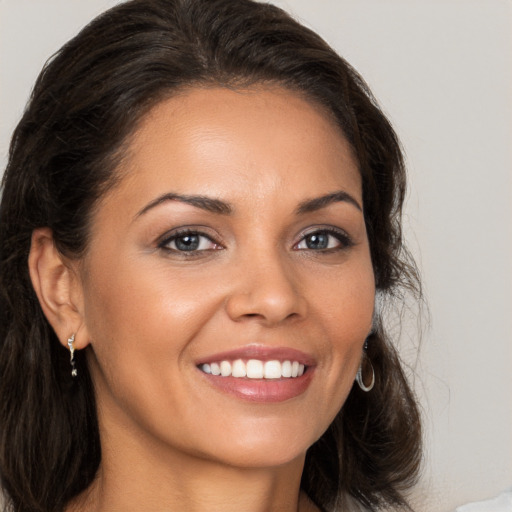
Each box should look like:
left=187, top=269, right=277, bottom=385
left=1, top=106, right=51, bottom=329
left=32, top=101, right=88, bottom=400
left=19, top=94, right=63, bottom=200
left=108, top=86, right=362, bottom=211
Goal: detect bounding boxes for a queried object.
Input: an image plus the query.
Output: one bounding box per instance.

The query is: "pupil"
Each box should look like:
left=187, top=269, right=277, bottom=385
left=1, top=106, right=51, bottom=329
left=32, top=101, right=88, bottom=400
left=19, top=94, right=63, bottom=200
left=306, top=233, right=328, bottom=249
left=175, top=235, right=199, bottom=251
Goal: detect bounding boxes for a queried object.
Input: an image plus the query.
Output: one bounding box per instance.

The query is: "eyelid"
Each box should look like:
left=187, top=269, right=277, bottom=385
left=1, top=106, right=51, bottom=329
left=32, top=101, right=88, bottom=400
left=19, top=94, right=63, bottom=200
left=294, top=226, right=354, bottom=250
left=154, top=225, right=353, bottom=254
left=157, top=227, right=223, bottom=252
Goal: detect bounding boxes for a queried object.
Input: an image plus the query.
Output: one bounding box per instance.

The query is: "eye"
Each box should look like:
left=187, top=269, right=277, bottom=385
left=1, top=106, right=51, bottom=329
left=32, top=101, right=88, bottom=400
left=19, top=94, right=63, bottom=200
left=158, top=230, right=220, bottom=253
left=295, top=228, right=353, bottom=251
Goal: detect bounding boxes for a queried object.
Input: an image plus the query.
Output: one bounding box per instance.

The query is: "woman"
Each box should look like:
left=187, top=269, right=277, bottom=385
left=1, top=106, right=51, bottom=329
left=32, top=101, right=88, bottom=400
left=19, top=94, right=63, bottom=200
left=0, top=0, right=422, bottom=511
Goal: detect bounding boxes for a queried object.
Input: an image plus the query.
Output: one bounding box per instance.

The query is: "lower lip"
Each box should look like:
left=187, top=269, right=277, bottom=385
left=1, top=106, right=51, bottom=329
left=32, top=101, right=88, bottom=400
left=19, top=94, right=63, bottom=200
left=199, top=369, right=314, bottom=403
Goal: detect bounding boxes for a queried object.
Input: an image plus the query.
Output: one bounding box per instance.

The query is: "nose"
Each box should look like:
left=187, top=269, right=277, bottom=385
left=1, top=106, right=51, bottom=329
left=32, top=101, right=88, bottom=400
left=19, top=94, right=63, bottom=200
left=225, top=252, right=307, bottom=326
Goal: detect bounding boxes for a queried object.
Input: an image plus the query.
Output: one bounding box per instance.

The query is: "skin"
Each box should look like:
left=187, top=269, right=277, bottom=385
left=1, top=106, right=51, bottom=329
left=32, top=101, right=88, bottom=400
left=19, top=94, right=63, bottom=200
left=30, top=86, right=375, bottom=511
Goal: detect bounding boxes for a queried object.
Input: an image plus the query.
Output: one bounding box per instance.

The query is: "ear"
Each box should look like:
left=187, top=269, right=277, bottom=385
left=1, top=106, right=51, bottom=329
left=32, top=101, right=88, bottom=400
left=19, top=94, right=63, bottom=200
left=28, top=227, right=90, bottom=350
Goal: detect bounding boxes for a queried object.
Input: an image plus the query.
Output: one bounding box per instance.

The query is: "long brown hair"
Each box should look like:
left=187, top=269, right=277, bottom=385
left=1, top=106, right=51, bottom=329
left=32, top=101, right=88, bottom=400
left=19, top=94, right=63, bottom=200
left=0, top=1, right=422, bottom=510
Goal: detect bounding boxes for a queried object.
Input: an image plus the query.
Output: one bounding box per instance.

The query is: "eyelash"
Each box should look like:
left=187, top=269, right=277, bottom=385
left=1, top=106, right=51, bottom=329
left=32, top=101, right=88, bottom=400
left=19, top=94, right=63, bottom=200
left=157, top=227, right=354, bottom=255
left=157, top=228, right=221, bottom=255
left=294, top=227, right=354, bottom=252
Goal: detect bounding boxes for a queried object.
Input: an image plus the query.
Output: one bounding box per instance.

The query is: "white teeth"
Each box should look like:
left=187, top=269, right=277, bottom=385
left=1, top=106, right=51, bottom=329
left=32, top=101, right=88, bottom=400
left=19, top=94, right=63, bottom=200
left=220, top=360, right=232, bottom=376
left=281, top=360, right=292, bottom=378
left=246, top=359, right=264, bottom=379
left=232, top=359, right=247, bottom=378
left=210, top=362, right=221, bottom=376
left=200, top=359, right=307, bottom=379
left=264, top=360, right=281, bottom=379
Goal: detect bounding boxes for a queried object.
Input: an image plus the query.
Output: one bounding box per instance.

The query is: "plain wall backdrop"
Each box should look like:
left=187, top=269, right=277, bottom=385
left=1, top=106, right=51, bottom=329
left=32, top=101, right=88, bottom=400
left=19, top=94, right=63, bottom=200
left=1, top=1, right=511, bottom=511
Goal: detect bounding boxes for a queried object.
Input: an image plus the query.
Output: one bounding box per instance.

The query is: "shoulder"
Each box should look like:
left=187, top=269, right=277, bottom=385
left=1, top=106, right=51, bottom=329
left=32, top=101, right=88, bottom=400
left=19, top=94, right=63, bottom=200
left=454, top=488, right=512, bottom=512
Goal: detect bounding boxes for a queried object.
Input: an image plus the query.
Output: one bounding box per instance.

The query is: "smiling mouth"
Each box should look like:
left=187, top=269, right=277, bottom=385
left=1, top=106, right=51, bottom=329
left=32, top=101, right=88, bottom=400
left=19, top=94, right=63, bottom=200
left=199, top=359, right=306, bottom=379
left=196, top=346, right=315, bottom=402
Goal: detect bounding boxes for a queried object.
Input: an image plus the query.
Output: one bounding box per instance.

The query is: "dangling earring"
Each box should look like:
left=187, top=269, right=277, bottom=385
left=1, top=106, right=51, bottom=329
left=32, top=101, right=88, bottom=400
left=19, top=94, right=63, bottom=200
left=355, top=340, right=374, bottom=392
left=67, top=334, right=78, bottom=378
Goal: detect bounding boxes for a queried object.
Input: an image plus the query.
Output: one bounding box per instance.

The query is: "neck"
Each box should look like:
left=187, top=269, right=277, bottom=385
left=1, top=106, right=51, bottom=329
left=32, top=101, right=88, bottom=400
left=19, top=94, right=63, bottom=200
left=68, top=424, right=317, bottom=512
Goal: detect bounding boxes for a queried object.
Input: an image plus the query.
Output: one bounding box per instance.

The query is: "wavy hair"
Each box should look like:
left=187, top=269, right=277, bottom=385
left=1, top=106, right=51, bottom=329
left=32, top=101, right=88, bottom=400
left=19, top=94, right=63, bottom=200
left=0, top=1, right=422, bottom=510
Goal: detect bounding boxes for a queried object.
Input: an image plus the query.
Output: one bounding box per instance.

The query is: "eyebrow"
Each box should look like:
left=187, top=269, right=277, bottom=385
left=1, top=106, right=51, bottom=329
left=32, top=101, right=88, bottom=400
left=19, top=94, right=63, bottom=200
left=136, top=193, right=233, bottom=218
left=295, top=190, right=362, bottom=214
left=135, top=189, right=362, bottom=219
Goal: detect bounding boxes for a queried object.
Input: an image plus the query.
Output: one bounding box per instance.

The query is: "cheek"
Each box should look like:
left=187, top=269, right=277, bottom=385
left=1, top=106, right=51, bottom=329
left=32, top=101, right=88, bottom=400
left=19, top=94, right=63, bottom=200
left=312, top=257, right=375, bottom=390
left=319, top=256, right=375, bottom=336
left=80, top=255, right=230, bottom=397
left=80, top=258, right=213, bottom=423
left=83, top=254, right=211, bottom=337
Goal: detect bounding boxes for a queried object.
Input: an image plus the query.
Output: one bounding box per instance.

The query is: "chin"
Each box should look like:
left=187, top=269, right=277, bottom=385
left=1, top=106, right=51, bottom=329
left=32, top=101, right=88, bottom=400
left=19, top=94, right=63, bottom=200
left=211, top=444, right=308, bottom=470
left=189, top=418, right=324, bottom=470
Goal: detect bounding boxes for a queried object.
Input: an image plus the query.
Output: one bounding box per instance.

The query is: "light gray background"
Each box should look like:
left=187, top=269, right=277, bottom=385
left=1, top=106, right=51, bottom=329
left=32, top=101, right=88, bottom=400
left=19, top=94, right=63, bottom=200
left=1, top=1, right=511, bottom=511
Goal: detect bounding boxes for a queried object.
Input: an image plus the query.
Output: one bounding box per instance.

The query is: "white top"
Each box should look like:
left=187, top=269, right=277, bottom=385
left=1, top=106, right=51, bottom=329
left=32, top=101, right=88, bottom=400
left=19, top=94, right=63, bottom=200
left=455, top=488, right=512, bottom=512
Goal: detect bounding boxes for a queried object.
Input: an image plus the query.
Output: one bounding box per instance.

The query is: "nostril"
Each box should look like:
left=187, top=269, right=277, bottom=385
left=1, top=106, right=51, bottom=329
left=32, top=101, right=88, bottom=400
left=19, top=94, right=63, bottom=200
left=225, top=284, right=307, bottom=325
left=238, top=312, right=266, bottom=322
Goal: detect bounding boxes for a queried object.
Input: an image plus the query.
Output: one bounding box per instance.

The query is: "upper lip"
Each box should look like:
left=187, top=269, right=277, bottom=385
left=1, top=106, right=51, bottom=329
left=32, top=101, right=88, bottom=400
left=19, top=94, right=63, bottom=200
left=195, top=344, right=316, bottom=366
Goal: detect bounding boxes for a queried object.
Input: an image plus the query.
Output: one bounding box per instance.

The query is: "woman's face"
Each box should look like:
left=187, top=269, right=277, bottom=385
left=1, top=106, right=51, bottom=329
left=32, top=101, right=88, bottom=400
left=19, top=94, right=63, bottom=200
left=77, top=86, right=375, bottom=468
